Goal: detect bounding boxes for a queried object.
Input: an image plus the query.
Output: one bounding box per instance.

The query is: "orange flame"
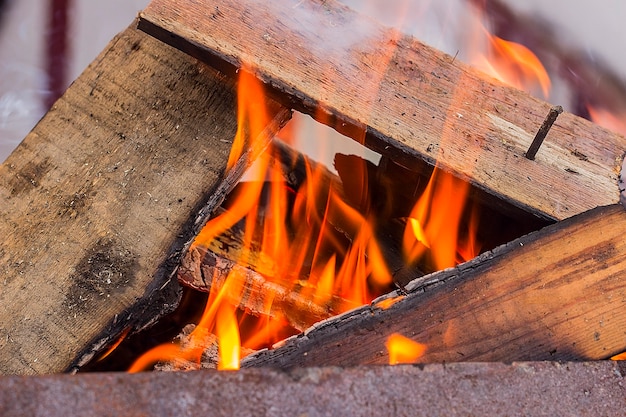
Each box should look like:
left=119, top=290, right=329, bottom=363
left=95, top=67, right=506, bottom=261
left=127, top=343, right=190, bottom=373
left=386, top=333, right=427, bottom=364
left=96, top=327, right=130, bottom=362
left=375, top=295, right=405, bottom=310
left=403, top=168, right=478, bottom=270
left=227, top=67, right=271, bottom=170
left=483, top=35, right=550, bottom=97
left=124, top=6, right=537, bottom=369
left=129, top=67, right=398, bottom=372
left=468, top=14, right=550, bottom=98
left=587, top=105, right=626, bottom=136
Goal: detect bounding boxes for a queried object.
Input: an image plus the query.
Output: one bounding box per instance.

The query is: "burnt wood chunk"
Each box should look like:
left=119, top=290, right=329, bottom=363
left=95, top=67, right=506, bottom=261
left=139, top=0, right=626, bottom=221
left=0, top=25, right=290, bottom=375
left=178, top=246, right=354, bottom=332
left=243, top=204, right=626, bottom=367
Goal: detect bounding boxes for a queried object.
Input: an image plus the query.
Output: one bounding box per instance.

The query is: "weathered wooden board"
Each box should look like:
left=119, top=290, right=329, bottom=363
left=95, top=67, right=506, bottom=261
left=178, top=246, right=352, bottom=333
left=138, top=0, right=626, bottom=221
left=242, top=204, right=626, bottom=367
left=0, top=25, right=290, bottom=375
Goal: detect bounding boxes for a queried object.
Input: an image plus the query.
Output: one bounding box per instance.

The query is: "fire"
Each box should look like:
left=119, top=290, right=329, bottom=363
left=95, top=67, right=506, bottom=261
left=402, top=167, right=480, bottom=270
left=386, top=333, right=427, bottom=365
left=475, top=33, right=551, bottom=98
left=226, top=68, right=271, bottom=170
left=375, top=295, right=405, bottom=310
left=587, top=105, right=626, bottom=136
left=459, top=3, right=551, bottom=98
left=96, top=327, right=130, bottom=362
left=129, top=67, right=397, bottom=372
left=126, top=3, right=561, bottom=372
left=215, top=302, right=241, bottom=370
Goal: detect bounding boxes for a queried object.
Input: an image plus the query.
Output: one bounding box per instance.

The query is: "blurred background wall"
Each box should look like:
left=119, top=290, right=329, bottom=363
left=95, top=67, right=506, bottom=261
left=0, top=0, right=624, bottom=162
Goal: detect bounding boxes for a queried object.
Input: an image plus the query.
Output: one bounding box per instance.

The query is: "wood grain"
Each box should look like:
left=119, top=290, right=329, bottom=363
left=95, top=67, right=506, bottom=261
left=243, top=204, right=626, bottom=367
left=178, top=246, right=354, bottom=332
left=0, top=25, right=290, bottom=375
left=139, top=0, right=626, bottom=221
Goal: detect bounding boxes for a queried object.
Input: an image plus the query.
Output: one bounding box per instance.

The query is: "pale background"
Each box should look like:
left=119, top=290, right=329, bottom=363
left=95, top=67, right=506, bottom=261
left=0, top=0, right=624, bottom=163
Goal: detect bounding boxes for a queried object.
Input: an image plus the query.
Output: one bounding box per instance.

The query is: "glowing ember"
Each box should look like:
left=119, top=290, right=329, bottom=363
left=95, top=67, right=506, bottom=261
left=386, top=333, right=427, bottom=365
left=375, top=295, right=405, bottom=310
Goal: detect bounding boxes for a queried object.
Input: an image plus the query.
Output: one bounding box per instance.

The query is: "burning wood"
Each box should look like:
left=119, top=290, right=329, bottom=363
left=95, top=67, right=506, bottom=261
left=0, top=25, right=290, bottom=375
left=177, top=246, right=345, bottom=332
left=3, top=0, right=625, bottom=377
left=139, top=0, right=626, bottom=221
left=242, top=204, right=626, bottom=368
left=109, top=0, right=626, bottom=372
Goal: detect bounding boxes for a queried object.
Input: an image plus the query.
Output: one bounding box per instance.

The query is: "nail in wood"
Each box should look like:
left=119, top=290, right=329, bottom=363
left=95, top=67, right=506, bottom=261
left=525, top=105, right=563, bottom=160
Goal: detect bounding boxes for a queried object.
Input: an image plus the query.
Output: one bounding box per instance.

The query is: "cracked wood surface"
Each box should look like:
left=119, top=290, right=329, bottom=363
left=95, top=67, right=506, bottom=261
left=0, top=24, right=290, bottom=375
left=139, top=0, right=626, bottom=221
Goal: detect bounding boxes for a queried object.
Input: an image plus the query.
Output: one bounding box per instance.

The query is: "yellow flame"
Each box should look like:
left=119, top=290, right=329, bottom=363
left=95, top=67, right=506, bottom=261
left=216, top=302, right=241, bottom=370
left=386, top=333, right=427, bottom=364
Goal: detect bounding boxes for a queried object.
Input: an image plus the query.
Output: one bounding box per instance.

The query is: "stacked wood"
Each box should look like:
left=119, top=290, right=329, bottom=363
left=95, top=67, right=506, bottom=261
left=138, top=0, right=626, bottom=222
left=0, top=25, right=290, bottom=375
left=241, top=204, right=626, bottom=367
left=2, top=0, right=624, bottom=374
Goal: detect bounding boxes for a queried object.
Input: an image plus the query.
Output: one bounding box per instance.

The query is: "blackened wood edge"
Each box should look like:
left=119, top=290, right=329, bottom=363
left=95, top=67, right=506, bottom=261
left=242, top=204, right=626, bottom=367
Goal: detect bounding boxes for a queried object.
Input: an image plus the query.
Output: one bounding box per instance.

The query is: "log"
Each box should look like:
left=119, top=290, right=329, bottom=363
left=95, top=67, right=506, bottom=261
left=138, top=0, right=626, bottom=221
left=178, top=246, right=354, bottom=332
left=242, top=204, right=626, bottom=367
left=0, top=24, right=290, bottom=375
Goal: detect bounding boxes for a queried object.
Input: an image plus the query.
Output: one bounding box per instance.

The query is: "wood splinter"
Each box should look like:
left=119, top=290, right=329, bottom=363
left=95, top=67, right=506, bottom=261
left=177, top=246, right=355, bottom=332
left=525, top=105, right=563, bottom=160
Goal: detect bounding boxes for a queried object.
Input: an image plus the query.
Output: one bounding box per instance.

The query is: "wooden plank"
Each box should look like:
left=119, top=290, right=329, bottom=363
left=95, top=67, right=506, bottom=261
left=242, top=204, right=626, bottom=367
left=138, top=0, right=626, bottom=221
left=0, top=25, right=290, bottom=375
